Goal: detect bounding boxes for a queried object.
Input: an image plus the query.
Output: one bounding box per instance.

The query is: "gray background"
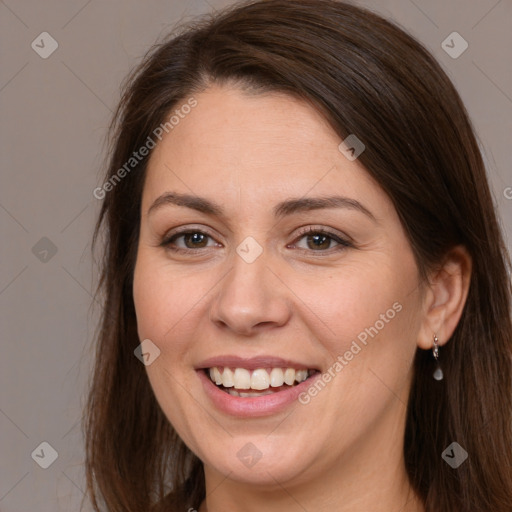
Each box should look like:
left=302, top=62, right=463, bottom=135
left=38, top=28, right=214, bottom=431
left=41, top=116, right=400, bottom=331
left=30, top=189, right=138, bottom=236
left=0, top=0, right=510, bottom=510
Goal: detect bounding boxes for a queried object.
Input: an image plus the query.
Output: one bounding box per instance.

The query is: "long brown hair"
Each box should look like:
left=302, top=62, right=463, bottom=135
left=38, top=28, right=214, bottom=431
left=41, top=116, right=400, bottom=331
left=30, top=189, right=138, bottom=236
left=83, top=1, right=512, bottom=510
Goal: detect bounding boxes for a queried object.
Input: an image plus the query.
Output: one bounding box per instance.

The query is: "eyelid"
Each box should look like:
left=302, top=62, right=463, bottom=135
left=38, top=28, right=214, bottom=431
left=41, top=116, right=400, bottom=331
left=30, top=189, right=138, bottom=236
left=291, top=225, right=353, bottom=244
left=159, top=225, right=222, bottom=250
left=288, top=225, right=353, bottom=252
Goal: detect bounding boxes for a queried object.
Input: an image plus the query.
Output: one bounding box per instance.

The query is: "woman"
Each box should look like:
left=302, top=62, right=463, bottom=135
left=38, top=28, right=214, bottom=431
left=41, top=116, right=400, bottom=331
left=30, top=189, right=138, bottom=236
left=84, top=1, right=512, bottom=511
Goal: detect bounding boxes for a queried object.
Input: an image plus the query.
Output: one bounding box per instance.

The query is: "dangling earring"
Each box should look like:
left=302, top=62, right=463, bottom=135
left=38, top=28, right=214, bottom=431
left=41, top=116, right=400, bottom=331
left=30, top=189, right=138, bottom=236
left=432, top=334, right=444, bottom=381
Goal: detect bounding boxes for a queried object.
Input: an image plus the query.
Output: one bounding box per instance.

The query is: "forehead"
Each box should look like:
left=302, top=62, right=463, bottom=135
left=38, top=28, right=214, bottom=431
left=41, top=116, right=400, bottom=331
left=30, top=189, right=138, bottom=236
left=142, top=85, right=386, bottom=215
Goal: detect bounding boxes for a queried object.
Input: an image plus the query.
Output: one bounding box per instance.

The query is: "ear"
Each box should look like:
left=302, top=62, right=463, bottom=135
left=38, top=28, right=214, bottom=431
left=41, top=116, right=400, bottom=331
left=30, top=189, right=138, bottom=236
left=417, top=245, right=472, bottom=350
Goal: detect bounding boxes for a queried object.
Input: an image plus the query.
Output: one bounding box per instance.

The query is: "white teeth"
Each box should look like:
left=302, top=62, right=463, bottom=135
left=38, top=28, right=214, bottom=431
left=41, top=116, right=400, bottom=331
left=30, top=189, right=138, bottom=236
left=270, top=368, right=284, bottom=387
left=209, top=367, right=223, bottom=385
left=283, top=368, right=296, bottom=385
left=208, top=366, right=311, bottom=391
left=227, top=389, right=275, bottom=397
left=251, top=369, right=270, bottom=390
left=222, top=367, right=234, bottom=387
left=295, top=369, right=308, bottom=383
left=233, top=368, right=251, bottom=389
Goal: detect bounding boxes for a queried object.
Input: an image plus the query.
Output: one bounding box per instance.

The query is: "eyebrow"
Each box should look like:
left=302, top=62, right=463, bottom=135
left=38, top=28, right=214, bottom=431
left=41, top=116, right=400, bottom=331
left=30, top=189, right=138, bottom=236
left=147, top=192, right=376, bottom=221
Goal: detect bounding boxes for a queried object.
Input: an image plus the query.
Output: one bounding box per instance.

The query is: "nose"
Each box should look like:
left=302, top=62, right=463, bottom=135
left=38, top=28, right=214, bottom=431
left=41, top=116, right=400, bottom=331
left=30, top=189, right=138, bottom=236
left=209, top=248, right=292, bottom=336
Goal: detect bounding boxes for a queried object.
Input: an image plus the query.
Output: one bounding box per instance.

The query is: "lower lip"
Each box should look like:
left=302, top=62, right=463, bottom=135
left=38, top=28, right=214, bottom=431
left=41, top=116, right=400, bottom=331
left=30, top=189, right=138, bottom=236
left=197, top=370, right=321, bottom=418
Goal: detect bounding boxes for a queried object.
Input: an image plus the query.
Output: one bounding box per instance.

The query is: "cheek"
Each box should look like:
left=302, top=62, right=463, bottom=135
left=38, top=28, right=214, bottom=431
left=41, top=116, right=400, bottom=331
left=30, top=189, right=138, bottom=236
left=132, top=255, right=205, bottom=441
left=296, top=259, right=410, bottom=341
left=300, top=255, right=421, bottom=393
left=133, top=252, right=204, bottom=344
left=296, top=266, right=420, bottom=437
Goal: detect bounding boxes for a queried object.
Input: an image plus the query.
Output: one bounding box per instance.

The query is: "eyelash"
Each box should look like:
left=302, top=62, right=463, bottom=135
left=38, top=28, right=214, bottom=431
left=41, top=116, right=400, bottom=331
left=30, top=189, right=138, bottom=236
left=160, top=226, right=353, bottom=255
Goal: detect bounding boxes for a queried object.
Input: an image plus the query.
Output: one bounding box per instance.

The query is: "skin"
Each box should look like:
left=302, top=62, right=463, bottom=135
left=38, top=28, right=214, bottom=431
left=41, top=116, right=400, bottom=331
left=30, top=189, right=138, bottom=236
left=132, top=84, right=471, bottom=512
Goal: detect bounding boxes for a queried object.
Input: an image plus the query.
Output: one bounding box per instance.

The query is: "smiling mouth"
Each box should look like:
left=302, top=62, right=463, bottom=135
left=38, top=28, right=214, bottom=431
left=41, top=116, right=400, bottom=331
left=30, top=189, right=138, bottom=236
left=204, top=367, right=320, bottom=397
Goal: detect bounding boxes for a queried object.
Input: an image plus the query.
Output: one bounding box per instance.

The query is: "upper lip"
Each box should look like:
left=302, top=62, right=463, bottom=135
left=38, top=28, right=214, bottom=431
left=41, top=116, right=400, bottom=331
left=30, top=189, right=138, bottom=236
left=196, top=355, right=319, bottom=371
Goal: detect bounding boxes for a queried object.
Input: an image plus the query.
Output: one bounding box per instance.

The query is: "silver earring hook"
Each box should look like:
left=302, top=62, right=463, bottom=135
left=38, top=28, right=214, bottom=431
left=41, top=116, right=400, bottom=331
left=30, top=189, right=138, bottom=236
left=432, top=334, right=444, bottom=381
left=433, top=334, right=439, bottom=360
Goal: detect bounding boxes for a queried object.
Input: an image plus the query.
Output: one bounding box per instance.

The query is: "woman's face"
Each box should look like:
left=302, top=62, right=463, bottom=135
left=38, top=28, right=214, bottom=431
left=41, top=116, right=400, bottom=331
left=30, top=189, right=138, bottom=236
left=133, top=85, right=425, bottom=488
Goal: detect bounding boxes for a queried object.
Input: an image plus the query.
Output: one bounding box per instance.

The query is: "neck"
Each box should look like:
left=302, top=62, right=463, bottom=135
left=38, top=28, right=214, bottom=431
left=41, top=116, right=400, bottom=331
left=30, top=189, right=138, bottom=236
left=199, top=470, right=423, bottom=512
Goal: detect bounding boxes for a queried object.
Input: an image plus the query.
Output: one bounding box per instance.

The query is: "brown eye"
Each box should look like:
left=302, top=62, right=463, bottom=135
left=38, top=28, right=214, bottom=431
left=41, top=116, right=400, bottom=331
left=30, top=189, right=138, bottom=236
left=306, top=233, right=333, bottom=250
left=161, top=230, right=220, bottom=253
left=182, top=232, right=209, bottom=248
left=292, top=228, right=352, bottom=253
